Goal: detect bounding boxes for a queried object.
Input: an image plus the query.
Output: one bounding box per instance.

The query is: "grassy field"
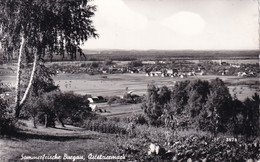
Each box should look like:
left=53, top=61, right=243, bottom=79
left=0, top=72, right=258, bottom=101
left=99, top=103, right=142, bottom=118
left=0, top=121, right=120, bottom=162
left=50, top=73, right=259, bottom=101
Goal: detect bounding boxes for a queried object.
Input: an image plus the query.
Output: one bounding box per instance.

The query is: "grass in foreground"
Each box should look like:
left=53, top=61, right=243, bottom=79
left=0, top=120, right=122, bottom=162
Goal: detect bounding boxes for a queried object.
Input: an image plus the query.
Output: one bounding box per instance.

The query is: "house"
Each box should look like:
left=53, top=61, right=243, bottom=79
left=179, top=73, right=187, bottom=78
left=231, top=64, right=240, bottom=68
left=150, top=71, right=162, bottom=77
left=198, top=66, right=205, bottom=71
left=89, top=104, right=98, bottom=111
left=130, top=69, right=139, bottom=73
left=237, top=72, right=247, bottom=77
left=88, top=96, right=106, bottom=103
left=89, top=104, right=104, bottom=112
left=88, top=97, right=99, bottom=103
left=199, top=71, right=206, bottom=76
left=221, top=62, right=228, bottom=66
left=187, top=72, right=196, bottom=76
left=142, top=61, right=156, bottom=64
left=166, top=69, right=178, bottom=76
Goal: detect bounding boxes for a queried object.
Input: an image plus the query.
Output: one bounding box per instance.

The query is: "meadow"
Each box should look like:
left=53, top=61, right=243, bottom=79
left=52, top=73, right=258, bottom=101
left=0, top=69, right=258, bottom=101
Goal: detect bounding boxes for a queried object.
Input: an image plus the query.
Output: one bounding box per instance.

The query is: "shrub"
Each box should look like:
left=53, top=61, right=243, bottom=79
left=0, top=93, right=16, bottom=135
left=104, top=59, right=114, bottom=65
left=127, top=114, right=148, bottom=125
left=91, top=62, right=100, bottom=68
left=128, top=60, right=143, bottom=67
left=114, top=129, right=260, bottom=161
left=80, top=63, right=86, bottom=67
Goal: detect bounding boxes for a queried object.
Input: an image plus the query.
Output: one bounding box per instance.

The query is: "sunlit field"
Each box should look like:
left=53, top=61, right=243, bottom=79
left=53, top=73, right=258, bottom=101
left=1, top=71, right=258, bottom=101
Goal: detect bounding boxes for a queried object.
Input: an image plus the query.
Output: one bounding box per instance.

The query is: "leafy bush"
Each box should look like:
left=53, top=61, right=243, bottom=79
left=126, top=114, right=148, bottom=125
left=114, top=127, right=260, bottom=161
left=91, top=62, right=100, bottom=68
left=104, top=59, right=114, bottom=65
left=0, top=97, right=15, bottom=134
left=128, top=60, right=143, bottom=67
left=0, top=83, right=16, bottom=135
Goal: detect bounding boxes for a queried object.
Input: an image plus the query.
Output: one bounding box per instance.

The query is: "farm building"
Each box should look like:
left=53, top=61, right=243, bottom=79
left=166, top=69, right=178, bottom=75
left=89, top=104, right=98, bottom=111
left=89, top=104, right=105, bottom=112
left=237, top=72, right=247, bottom=77
left=149, top=71, right=162, bottom=77
left=88, top=96, right=106, bottom=103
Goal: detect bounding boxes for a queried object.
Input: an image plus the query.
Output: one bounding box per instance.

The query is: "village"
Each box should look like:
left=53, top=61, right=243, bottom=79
left=37, top=58, right=259, bottom=78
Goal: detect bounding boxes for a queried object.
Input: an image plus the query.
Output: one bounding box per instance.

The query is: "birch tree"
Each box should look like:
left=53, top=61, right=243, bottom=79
left=0, top=0, right=98, bottom=118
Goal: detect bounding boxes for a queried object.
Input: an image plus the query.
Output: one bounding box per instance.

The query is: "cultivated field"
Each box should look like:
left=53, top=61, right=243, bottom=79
left=51, top=73, right=258, bottom=101
left=0, top=71, right=258, bottom=101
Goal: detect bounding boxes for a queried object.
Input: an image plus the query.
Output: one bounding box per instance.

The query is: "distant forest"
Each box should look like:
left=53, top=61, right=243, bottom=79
left=1, top=49, right=259, bottom=62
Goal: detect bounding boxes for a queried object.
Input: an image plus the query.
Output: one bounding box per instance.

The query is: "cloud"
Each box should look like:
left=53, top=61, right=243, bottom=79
left=160, top=11, right=205, bottom=35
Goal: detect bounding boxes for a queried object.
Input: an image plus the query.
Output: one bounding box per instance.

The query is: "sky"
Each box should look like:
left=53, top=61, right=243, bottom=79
left=82, top=0, right=259, bottom=50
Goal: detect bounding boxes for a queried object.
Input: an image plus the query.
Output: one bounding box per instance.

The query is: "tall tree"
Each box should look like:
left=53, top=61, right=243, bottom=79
left=141, top=83, right=162, bottom=125
left=243, top=93, right=260, bottom=137
left=204, top=78, right=233, bottom=134
left=0, top=0, right=98, bottom=117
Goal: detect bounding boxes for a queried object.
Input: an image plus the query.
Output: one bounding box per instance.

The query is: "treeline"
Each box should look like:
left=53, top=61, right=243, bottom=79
left=141, top=78, right=259, bottom=137
left=40, top=50, right=260, bottom=62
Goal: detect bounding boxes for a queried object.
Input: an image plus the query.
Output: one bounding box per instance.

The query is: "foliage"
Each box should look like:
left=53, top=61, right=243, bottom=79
left=104, top=59, right=114, bottom=66
left=0, top=0, right=98, bottom=118
left=0, top=82, right=16, bottom=135
left=0, top=0, right=98, bottom=59
left=52, top=92, right=92, bottom=125
left=91, top=62, right=100, bottom=68
left=21, top=63, right=58, bottom=126
left=242, top=93, right=260, bottom=137
left=128, top=60, right=143, bottom=67
left=141, top=83, right=163, bottom=125
left=23, top=91, right=92, bottom=128
left=106, top=95, right=143, bottom=106
left=0, top=97, right=13, bottom=134
left=126, top=114, right=149, bottom=125
left=115, top=133, right=260, bottom=161
left=141, top=78, right=260, bottom=137
left=107, top=96, right=121, bottom=106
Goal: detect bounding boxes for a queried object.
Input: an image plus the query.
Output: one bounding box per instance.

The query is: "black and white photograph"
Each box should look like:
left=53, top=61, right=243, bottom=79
left=0, top=0, right=259, bottom=161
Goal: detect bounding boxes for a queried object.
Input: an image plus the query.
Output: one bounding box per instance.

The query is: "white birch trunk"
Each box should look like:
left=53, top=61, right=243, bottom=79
left=19, top=51, right=37, bottom=107
left=15, top=36, right=38, bottom=118
left=15, top=36, right=25, bottom=117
